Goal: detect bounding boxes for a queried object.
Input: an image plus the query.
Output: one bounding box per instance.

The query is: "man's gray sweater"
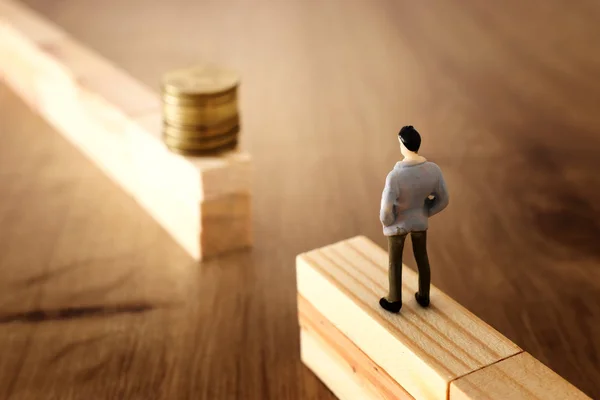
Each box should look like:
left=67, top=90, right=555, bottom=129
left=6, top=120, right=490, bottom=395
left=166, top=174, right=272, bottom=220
left=380, top=159, right=449, bottom=236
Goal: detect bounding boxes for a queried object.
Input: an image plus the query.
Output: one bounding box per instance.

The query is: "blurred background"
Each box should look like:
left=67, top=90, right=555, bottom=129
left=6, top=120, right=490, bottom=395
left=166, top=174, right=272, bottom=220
left=1, top=0, right=599, bottom=398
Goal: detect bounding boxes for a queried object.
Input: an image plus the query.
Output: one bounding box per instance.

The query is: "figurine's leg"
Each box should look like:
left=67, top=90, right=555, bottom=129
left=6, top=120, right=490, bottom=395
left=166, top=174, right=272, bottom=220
left=379, top=234, right=406, bottom=313
left=411, top=231, right=431, bottom=307
left=388, top=234, right=406, bottom=301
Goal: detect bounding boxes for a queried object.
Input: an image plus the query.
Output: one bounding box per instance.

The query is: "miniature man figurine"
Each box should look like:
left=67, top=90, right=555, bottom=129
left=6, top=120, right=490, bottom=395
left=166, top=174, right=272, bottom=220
left=379, top=126, right=449, bottom=313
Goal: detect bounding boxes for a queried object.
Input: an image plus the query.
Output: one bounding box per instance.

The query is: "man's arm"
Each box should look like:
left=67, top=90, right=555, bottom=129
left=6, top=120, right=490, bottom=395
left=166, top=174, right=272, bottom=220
left=428, top=173, right=449, bottom=217
left=380, top=173, right=398, bottom=226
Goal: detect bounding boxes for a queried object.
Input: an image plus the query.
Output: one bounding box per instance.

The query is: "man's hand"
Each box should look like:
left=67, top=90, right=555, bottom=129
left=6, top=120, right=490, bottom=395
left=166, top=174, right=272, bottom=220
left=380, top=171, right=398, bottom=227
left=425, top=195, right=435, bottom=208
left=380, top=205, right=396, bottom=227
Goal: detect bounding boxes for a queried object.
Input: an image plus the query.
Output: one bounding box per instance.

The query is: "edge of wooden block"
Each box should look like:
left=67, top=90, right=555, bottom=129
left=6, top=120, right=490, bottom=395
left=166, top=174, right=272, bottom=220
left=297, top=236, right=589, bottom=400
left=0, top=0, right=254, bottom=260
left=199, top=192, right=253, bottom=259
left=0, top=1, right=253, bottom=200
left=0, top=0, right=65, bottom=44
left=129, top=112, right=253, bottom=202
left=297, top=250, right=448, bottom=399
left=449, top=351, right=591, bottom=400
left=299, top=294, right=415, bottom=400
left=296, top=235, right=523, bottom=400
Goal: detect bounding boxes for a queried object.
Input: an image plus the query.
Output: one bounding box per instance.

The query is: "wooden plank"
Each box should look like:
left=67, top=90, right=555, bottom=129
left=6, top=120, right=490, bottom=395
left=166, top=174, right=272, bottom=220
left=450, top=352, right=591, bottom=400
left=0, top=0, right=63, bottom=43
left=0, top=1, right=158, bottom=115
left=296, top=236, right=522, bottom=400
left=129, top=112, right=252, bottom=202
left=0, top=0, right=253, bottom=260
left=299, top=295, right=414, bottom=400
left=129, top=113, right=252, bottom=259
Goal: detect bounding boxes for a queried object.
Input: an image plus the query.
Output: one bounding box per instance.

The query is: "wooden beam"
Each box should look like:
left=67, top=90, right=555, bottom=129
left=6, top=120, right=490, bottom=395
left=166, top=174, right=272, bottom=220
left=296, top=235, right=522, bottom=400
left=129, top=112, right=252, bottom=259
left=450, top=352, right=591, bottom=400
left=0, top=0, right=252, bottom=260
left=297, top=236, right=590, bottom=400
left=299, top=295, right=415, bottom=400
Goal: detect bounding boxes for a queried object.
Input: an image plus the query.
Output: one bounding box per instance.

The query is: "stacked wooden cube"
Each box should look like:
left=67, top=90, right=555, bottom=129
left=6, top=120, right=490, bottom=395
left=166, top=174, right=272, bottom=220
left=0, top=0, right=252, bottom=260
left=297, top=236, right=591, bottom=400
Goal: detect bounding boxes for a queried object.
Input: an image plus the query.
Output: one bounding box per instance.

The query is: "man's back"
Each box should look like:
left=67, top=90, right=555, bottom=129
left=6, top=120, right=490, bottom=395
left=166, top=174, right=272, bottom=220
left=380, top=159, right=449, bottom=236
left=378, top=125, right=450, bottom=313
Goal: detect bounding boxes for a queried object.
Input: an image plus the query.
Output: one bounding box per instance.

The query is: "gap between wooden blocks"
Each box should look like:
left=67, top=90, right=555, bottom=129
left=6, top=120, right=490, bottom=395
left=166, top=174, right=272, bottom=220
left=0, top=0, right=252, bottom=260
left=297, top=236, right=591, bottom=400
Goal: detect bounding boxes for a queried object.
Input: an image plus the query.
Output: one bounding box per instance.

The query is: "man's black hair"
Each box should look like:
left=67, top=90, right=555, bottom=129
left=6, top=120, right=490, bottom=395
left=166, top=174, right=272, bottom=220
left=398, top=125, right=421, bottom=152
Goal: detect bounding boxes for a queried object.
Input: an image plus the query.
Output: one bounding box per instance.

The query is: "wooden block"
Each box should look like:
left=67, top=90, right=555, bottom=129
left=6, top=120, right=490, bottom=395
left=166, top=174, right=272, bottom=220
left=450, top=352, right=591, bottom=400
left=38, top=37, right=160, bottom=117
left=0, top=0, right=253, bottom=260
left=200, top=193, right=252, bottom=258
left=0, top=1, right=159, bottom=116
left=132, top=175, right=251, bottom=260
left=0, top=0, right=64, bottom=43
left=299, top=295, right=415, bottom=400
left=129, top=113, right=252, bottom=259
left=129, top=112, right=252, bottom=202
left=0, top=15, right=141, bottom=195
left=296, top=236, right=522, bottom=400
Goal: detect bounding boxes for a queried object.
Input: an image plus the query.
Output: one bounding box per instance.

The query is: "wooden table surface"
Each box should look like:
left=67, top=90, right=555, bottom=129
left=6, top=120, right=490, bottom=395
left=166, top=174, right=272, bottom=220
left=1, top=0, right=600, bottom=398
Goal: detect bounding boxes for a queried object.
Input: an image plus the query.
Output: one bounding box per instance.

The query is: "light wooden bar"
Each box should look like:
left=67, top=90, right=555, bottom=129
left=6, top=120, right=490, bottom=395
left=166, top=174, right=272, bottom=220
left=129, top=113, right=252, bottom=259
left=0, top=0, right=252, bottom=260
left=450, top=352, right=591, bottom=400
left=299, top=295, right=415, bottom=400
left=296, top=235, right=522, bottom=399
left=296, top=236, right=590, bottom=400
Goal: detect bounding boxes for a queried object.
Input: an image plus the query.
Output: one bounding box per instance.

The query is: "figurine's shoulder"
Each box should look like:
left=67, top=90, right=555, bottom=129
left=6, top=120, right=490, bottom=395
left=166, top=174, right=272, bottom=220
left=387, top=162, right=404, bottom=177
left=384, top=165, right=402, bottom=185
left=385, top=168, right=398, bottom=182
left=422, top=161, right=443, bottom=173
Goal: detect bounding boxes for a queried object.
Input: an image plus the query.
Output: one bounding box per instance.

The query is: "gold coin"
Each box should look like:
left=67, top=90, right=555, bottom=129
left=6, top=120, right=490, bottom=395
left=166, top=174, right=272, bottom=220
left=163, top=131, right=239, bottom=146
left=162, top=102, right=238, bottom=127
left=162, top=65, right=240, bottom=97
left=161, top=88, right=237, bottom=107
left=163, top=130, right=237, bottom=147
left=165, top=139, right=238, bottom=156
left=163, top=131, right=238, bottom=152
left=162, top=113, right=238, bottom=128
left=163, top=113, right=239, bottom=130
left=163, top=121, right=240, bottom=139
left=162, top=97, right=237, bottom=117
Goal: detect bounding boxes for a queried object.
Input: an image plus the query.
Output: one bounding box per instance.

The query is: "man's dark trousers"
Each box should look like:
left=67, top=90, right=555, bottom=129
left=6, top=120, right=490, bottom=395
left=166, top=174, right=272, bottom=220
left=387, top=230, right=430, bottom=303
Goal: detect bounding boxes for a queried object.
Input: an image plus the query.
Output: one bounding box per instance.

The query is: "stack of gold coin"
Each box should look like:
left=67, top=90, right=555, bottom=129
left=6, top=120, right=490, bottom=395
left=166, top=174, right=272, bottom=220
left=161, top=65, right=240, bottom=155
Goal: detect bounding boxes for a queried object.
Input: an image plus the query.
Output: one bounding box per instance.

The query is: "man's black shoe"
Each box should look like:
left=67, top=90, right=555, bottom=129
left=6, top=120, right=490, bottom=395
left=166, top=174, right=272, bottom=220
left=415, top=292, right=430, bottom=307
left=379, top=297, right=402, bottom=313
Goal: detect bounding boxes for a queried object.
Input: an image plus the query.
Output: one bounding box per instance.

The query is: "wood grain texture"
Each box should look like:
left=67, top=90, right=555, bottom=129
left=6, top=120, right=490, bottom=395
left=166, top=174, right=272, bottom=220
left=450, top=352, right=592, bottom=400
left=299, top=295, right=414, bottom=400
left=1, top=0, right=600, bottom=398
left=0, top=0, right=253, bottom=260
left=297, top=236, right=522, bottom=399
